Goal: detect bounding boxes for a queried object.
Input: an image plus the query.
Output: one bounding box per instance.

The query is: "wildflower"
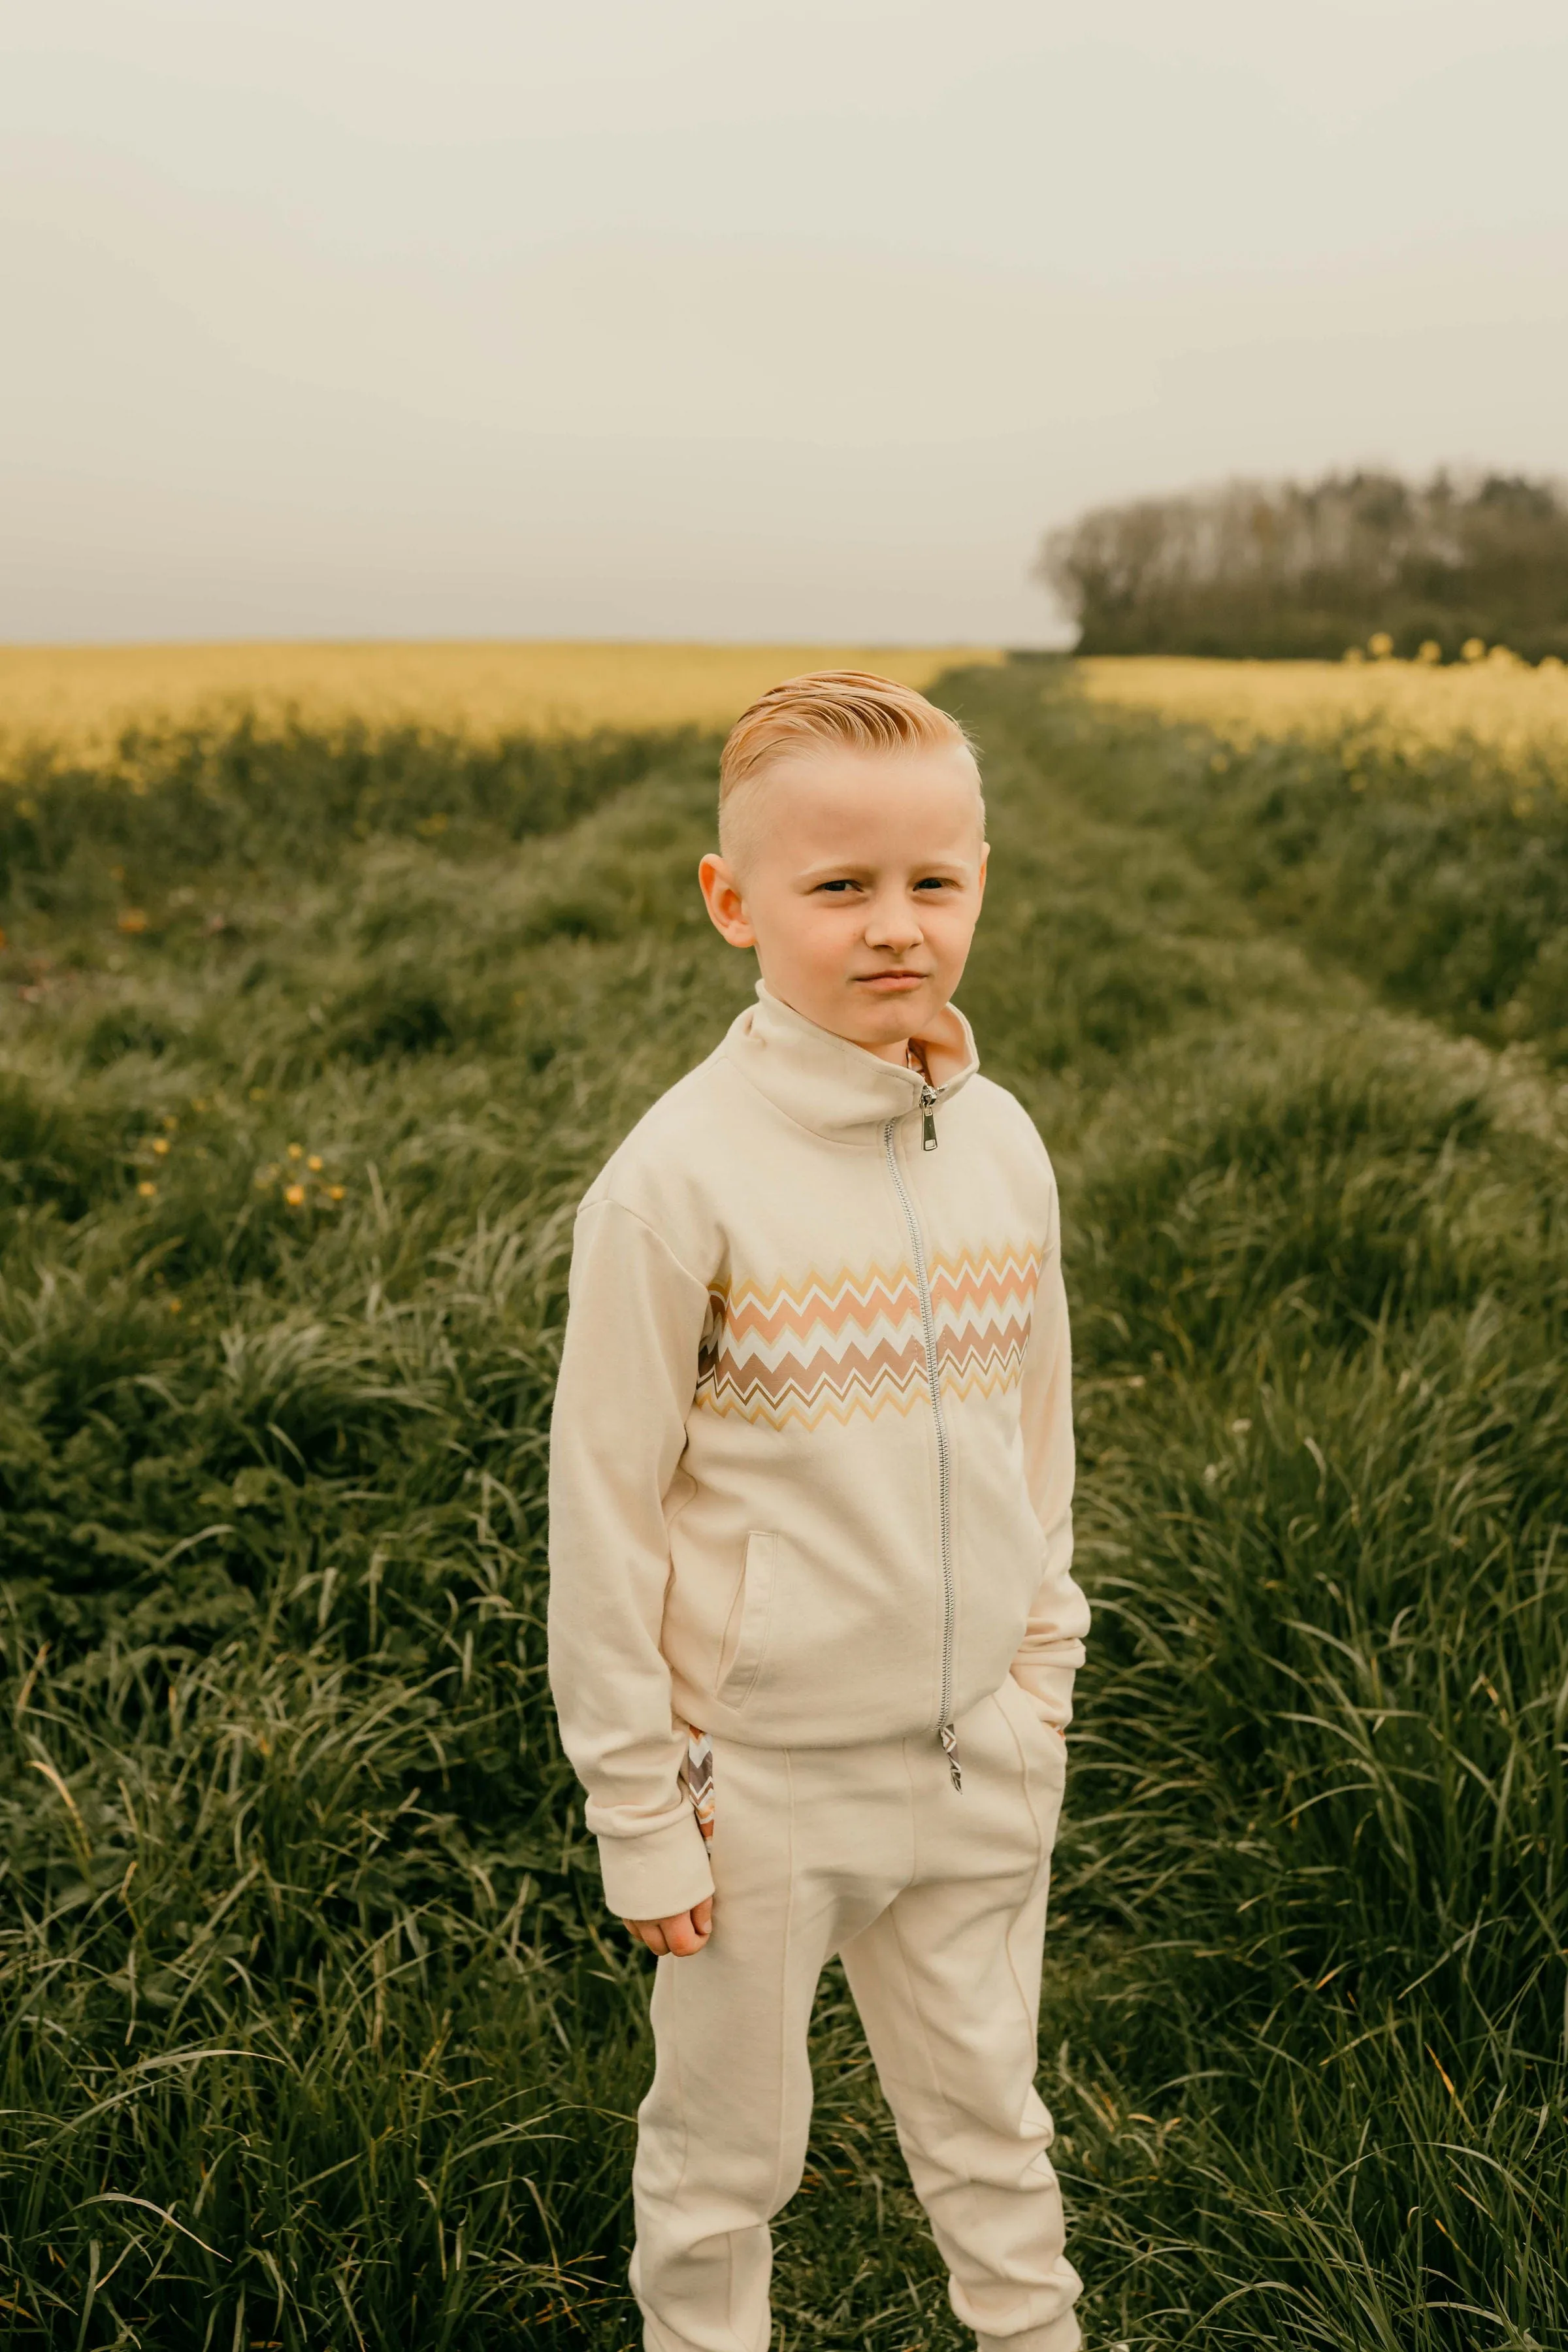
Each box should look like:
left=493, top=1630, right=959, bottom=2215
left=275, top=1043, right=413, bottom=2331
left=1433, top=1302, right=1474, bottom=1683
left=1342, top=647, right=1365, bottom=664
left=1462, top=638, right=1486, bottom=662
left=118, top=909, right=149, bottom=934
left=152, top=1138, right=171, bottom=1157
left=284, top=1183, right=306, bottom=1206
left=1417, top=640, right=1442, bottom=664
left=307, top=1154, right=323, bottom=1171
left=137, top=1180, right=157, bottom=1198
left=327, top=1184, right=346, bottom=1201
left=287, top=1143, right=303, bottom=1161
left=162, top=1113, right=178, bottom=1130
left=168, top=1298, right=182, bottom=1315
left=1368, top=632, right=1393, bottom=659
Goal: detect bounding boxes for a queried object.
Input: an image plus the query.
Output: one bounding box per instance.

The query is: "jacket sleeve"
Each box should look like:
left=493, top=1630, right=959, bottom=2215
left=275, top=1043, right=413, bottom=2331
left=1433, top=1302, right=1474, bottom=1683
left=1009, top=1179, right=1090, bottom=1731
left=547, top=1195, right=716, bottom=1921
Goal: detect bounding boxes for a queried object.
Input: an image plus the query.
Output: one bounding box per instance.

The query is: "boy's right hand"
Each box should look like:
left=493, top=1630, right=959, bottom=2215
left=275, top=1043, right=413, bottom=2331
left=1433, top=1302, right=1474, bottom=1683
left=622, top=1898, right=713, bottom=1958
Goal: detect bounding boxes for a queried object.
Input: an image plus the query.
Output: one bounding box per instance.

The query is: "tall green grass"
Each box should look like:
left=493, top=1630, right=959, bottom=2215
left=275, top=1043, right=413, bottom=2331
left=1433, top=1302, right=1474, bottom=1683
left=0, top=682, right=1561, bottom=2347
left=999, top=664, right=1568, bottom=1063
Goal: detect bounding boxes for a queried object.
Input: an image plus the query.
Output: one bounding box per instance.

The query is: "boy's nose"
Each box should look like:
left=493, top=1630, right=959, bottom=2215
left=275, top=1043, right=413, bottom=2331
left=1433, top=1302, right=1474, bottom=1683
left=864, top=899, right=924, bottom=952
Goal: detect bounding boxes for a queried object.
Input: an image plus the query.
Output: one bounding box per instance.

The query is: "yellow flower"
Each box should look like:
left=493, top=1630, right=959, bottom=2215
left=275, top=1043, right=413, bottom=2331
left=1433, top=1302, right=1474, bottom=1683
left=1417, top=640, right=1442, bottom=664
left=1368, top=632, right=1394, bottom=659
left=1462, top=637, right=1486, bottom=662
left=327, top=1184, right=346, bottom=1202
left=118, top=908, right=149, bottom=934
left=137, top=1180, right=157, bottom=1198
left=167, top=1297, right=182, bottom=1315
left=284, top=1182, right=306, bottom=1206
left=1343, top=647, right=1365, bottom=664
left=287, top=1143, right=303, bottom=1160
left=307, top=1154, right=323, bottom=1171
left=151, top=1137, right=171, bottom=1156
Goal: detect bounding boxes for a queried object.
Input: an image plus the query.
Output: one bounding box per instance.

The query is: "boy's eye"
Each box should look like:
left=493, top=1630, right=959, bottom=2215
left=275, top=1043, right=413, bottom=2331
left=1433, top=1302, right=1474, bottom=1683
left=815, top=879, right=861, bottom=894
left=914, top=876, right=954, bottom=891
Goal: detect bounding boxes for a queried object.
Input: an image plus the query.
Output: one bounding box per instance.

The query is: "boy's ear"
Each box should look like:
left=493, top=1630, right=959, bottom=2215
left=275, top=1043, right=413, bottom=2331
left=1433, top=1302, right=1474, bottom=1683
left=698, top=854, right=756, bottom=949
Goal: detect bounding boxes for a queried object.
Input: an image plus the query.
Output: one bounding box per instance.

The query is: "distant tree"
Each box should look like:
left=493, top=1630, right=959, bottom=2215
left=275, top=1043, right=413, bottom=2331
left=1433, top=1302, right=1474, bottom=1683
left=1037, top=468, right=1568, bottom=660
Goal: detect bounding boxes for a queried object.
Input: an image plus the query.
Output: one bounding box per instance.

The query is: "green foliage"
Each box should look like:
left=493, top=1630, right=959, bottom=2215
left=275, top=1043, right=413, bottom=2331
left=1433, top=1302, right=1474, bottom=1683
left=1039, top=468, right=1568, bottom=659
left=0, top=716, right=702, bottom=918
left=0, top=690, right=1562, bottom=2347
left=1002, top=667, right=1568, bottom=1062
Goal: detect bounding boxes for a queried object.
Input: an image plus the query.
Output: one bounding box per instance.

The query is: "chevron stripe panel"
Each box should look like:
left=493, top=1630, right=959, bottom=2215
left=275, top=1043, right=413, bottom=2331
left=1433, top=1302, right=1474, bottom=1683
left=695, top=1246, right=1041, bottom=1429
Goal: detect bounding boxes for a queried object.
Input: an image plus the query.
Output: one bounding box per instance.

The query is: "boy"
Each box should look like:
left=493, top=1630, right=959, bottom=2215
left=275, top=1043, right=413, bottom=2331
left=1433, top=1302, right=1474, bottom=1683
left=547, top=672, right=1089, bottom=2352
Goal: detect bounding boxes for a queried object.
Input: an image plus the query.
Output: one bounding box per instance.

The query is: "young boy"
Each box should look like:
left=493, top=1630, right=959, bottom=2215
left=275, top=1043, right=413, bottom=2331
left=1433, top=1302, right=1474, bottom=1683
left=547, top=672, right=1089, bottom=2352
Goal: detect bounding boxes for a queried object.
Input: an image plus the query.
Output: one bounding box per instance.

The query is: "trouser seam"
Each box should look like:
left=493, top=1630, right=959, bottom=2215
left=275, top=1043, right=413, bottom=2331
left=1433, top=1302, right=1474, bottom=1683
left=766, top=1745, right=798, bottom=2217
left=996, top=1695, right=1052, bottom=2065
left=884, top=1892, right=976, bottom=2242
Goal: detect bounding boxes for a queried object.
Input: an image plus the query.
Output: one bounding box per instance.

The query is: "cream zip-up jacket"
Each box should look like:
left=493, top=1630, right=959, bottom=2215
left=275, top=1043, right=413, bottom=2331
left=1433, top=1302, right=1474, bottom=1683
left=547, top=983, right=1090, bottom=1920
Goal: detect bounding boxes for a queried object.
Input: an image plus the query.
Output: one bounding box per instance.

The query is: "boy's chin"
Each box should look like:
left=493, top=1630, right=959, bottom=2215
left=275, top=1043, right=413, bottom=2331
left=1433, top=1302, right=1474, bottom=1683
left=833, top=990, right=939, bottom=1051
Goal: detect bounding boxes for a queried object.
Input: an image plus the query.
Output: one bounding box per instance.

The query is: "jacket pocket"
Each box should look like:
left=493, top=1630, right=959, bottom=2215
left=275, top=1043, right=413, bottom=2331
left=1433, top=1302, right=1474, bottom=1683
left=717, top=1531, right=777, bottom=1708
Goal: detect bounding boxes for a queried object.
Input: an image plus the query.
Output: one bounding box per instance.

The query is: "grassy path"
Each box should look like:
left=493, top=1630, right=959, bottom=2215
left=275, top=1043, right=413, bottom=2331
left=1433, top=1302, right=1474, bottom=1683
left=0, top=675, right=1561, bottom=2347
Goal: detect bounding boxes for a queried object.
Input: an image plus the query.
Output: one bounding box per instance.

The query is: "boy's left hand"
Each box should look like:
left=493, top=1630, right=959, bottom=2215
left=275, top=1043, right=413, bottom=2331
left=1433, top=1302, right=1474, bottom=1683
left=622, top=1898, right=713, bottom=1957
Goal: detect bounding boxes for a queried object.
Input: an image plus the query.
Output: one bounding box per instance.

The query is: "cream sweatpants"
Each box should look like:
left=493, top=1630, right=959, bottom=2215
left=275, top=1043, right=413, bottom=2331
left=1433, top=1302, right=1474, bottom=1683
left=629, top=1673, right=1083, bottom=2352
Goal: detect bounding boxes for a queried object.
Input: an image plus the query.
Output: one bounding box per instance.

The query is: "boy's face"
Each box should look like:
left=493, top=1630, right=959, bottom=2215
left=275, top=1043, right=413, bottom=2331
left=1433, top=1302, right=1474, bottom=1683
left=698, top=743, right=988, bottom=1065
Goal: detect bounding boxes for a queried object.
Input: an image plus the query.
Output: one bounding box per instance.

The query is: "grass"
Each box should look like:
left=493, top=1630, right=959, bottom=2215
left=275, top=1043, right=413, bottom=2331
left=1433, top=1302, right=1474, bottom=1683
left=0, top=663, right=1562, bottom=2347
left=1022, top=666, right=1568, bottom=1066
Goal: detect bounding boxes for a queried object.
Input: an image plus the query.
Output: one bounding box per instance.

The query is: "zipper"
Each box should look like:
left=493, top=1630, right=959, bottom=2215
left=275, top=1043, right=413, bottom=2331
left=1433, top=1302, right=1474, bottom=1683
left=920, top=1082, right=938, bottom=1151
left=883, top=1095, right=961, bottom=1791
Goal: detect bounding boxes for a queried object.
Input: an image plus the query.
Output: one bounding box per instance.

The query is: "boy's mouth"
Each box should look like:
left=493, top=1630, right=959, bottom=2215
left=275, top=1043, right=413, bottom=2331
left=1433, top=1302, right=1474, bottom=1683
left=855, top=970, right=930, bottom=993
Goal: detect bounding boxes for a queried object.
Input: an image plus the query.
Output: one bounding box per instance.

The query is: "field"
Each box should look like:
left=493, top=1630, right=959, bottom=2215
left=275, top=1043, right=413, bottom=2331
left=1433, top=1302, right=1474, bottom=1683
left=0, top=653, right=1563, bottom=2349
left=1079, top=652, right=1568, bottom=776
left=0, top=643, right=1001, bottom=764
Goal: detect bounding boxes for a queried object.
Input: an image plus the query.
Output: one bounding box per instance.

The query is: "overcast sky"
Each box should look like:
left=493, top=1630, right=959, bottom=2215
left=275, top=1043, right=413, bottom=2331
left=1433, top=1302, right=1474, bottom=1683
left=4, top=0, right=1566, bottom=644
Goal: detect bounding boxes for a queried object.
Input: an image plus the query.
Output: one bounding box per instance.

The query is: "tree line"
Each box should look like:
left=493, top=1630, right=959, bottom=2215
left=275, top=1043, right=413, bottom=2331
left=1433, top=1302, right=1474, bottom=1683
left=1037, top=469, right=1568, bottom=661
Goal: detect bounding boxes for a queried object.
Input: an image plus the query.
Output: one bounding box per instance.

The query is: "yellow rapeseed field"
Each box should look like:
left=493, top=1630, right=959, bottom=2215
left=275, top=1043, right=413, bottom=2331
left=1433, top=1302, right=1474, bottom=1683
left=0, top=642, right=1002, bottom=763
left=1079, top=652, right=1568, bottom=780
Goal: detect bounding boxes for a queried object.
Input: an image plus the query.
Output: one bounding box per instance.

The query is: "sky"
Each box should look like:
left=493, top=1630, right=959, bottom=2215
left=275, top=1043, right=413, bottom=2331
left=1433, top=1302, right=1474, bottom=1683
left=3, top=0, right=1567, bottom=645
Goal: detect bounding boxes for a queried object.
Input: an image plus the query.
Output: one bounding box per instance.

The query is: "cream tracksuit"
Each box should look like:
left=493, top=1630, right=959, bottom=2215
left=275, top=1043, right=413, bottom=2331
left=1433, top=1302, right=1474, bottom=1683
left=547, top=983, right=1090, bottom=2352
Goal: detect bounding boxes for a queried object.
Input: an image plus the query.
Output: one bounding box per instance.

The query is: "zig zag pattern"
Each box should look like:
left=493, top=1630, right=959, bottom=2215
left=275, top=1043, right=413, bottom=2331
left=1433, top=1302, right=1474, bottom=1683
left=696, top=1245, right=1041, bottom=1429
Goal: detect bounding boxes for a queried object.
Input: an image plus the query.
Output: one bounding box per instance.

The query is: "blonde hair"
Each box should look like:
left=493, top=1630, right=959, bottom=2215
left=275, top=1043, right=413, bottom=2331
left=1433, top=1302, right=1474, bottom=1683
left=717, top=670, right=981, bottom=866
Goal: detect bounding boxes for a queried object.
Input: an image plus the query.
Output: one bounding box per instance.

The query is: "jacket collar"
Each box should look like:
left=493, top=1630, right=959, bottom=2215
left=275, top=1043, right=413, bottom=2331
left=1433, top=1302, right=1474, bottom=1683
left=721, top=981, right=979, bottom=1147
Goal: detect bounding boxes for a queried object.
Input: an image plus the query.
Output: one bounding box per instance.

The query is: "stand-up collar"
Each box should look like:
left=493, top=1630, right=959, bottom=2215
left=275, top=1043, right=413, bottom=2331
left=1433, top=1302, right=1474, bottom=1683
left=721, top=981, right=979, bottom=1147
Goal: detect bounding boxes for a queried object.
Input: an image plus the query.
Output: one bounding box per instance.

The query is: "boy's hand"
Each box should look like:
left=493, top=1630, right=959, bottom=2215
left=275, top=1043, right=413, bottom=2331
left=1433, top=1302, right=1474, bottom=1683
left=622, top=1898, right=713, bottom=1957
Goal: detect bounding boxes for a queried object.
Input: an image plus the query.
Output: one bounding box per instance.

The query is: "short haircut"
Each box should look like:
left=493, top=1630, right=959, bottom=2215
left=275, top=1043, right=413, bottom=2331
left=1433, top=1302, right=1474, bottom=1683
left=718, top=670, right=982, bottom=867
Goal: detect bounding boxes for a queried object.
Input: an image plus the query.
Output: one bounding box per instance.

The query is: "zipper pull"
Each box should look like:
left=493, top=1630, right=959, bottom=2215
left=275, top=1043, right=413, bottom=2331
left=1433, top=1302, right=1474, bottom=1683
left=939, top=1722, right=962, bottom=1791
left=920, top=1084, right=938, bottom=1152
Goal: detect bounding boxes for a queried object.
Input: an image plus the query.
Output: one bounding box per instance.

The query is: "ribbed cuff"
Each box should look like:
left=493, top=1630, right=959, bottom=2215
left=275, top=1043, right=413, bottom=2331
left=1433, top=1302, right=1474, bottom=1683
left=975, top=2317, right=1081, bottom=2352
left=596, top=1810, right=715, bottom=1922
